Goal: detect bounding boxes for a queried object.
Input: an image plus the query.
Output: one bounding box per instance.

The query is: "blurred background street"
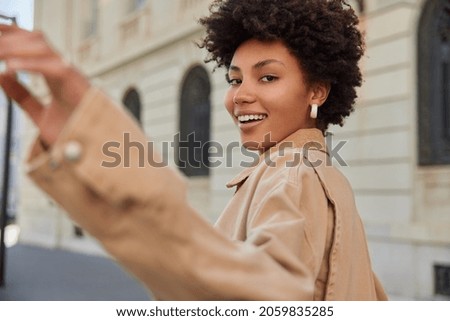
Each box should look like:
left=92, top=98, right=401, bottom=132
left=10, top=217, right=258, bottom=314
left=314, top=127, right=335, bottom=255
left=0, top=244, right=149, bottom=300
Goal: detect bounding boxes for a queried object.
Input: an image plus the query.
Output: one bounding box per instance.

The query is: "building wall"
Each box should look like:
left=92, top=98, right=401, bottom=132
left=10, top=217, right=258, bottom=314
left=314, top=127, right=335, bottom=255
left=335, top=0, right=450, bottom=299
left=17, top=0, right=450, bottom=299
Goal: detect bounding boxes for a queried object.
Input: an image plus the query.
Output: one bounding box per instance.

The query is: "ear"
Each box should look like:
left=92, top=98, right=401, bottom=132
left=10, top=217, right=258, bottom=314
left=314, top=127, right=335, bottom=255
left=309, top=82, right=331, bottom=106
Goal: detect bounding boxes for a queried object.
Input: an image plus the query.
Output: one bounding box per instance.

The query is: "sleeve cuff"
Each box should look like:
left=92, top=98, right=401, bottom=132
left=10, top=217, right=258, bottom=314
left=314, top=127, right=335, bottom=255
left=26, top=86, right=100, bottom=172
left=26, top=85, right=186, bottom=208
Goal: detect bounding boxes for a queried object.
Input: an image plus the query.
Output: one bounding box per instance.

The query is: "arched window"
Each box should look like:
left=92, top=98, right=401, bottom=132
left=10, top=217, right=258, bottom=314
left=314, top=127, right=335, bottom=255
left=418, top=0, right=450, bottom=165
left=122, top=88, right=142, bottom=124
left=178, top=65, right=211, bottom=177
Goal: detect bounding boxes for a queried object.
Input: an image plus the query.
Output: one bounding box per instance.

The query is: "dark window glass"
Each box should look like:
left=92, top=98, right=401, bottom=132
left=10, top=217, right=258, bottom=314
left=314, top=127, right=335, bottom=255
left=123, top=88, right=142, bottom=124
left=178, top=66, right=211, bottom=177
left=418, top=0, right=450, bottom=165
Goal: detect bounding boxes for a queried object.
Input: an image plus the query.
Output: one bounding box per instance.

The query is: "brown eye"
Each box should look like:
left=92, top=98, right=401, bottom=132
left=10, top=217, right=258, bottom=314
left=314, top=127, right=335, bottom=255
left=261, top=75, right=277, bottom=82
left=227, top=78, right=242, bottom=86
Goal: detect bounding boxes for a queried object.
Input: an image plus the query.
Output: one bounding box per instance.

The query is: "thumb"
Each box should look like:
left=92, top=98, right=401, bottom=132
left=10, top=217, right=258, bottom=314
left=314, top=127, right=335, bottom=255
left=0, top=74, right=45, bottom=126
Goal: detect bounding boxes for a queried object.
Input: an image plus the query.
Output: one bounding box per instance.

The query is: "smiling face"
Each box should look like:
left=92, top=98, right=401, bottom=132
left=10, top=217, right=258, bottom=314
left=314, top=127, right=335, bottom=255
left=225, top=39, right=325, bottom=151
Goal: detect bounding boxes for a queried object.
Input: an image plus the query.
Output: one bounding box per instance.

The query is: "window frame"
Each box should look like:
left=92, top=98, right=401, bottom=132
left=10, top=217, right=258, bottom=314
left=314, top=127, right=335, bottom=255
left=418, top=0, right=450, bottom=166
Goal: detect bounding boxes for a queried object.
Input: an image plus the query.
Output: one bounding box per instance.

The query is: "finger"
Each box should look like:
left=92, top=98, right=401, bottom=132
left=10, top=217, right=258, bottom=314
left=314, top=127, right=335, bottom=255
left=0, top=23, right=21, bottom=33
left=0, top=38, right=51, bottom=60
left=5, top=57, right=90, bottom=109
left=0, top=74, right=45, bottom=124
left=6, top=56, right=70, bottom=81
left=0, top=31, right=52, bottom=59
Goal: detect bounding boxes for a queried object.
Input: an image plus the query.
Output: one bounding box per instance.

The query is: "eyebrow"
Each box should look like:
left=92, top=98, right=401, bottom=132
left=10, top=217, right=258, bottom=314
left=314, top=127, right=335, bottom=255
left=229, top=59, right=286, bottom=72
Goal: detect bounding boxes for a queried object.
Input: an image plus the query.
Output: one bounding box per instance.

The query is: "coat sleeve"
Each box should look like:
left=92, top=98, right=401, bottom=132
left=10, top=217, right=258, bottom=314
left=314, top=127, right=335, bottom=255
left=26, top=87, right=327, bottom=300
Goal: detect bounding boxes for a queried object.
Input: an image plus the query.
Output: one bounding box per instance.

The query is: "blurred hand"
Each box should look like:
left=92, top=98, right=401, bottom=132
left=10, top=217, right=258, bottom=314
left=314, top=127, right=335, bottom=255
left=0, top=24, right=91, bottom=147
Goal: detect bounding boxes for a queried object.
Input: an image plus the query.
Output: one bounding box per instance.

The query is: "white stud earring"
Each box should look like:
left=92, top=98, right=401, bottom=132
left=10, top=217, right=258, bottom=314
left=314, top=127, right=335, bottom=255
left=310, top=104, right=319, bottom=119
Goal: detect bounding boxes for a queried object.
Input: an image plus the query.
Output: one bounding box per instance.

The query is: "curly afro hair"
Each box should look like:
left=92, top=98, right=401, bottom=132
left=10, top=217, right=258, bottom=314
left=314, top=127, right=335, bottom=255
left=198, top=0, right=364, bottom=132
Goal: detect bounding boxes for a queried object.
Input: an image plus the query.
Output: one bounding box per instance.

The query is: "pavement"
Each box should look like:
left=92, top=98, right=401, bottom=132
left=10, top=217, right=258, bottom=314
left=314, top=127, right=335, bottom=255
left=0, top=244, right=151, bottom=300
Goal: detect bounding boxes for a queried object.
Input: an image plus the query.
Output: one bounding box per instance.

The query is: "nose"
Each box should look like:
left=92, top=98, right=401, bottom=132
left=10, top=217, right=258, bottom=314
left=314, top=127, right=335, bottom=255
left=233, top=81, right=256, bottom=105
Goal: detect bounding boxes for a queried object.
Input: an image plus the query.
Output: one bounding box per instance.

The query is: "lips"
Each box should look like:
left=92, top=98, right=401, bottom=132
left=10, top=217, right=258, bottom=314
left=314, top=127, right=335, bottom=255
left=235, top=112, right=267, bottom=123
left=237, top=114, right=267, bottom=123
left=234, top=113, right=268, bottom=129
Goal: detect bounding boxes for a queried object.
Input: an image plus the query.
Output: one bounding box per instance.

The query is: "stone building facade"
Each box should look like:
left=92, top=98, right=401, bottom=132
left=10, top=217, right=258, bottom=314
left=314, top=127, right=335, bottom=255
left=16, top=0, right=450, bottom=300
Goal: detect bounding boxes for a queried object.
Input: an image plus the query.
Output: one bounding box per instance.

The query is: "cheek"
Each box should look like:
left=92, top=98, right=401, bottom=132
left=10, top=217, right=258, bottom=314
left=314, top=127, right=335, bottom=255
left=263, top=87, right=308, bottom=124
left=270, top=85, right=309, bottom=115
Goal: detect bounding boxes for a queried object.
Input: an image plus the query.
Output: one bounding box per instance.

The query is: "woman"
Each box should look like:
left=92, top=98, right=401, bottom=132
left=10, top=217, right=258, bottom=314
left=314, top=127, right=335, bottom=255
left=0, top=0, right=387, bottom=300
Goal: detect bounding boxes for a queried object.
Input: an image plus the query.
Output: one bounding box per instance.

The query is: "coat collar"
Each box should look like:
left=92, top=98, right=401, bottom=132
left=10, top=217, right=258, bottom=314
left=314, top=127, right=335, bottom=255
left=226, top=128, right=327, bottom=188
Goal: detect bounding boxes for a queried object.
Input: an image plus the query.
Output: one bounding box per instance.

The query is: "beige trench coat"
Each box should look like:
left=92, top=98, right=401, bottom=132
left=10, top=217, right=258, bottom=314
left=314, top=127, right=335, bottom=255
left=26, top=88, right=387, bottom=300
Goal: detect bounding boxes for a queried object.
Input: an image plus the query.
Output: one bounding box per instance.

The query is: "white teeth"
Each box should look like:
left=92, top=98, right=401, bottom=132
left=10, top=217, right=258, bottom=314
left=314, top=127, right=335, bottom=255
left=237, top=114, right=267, bottom=122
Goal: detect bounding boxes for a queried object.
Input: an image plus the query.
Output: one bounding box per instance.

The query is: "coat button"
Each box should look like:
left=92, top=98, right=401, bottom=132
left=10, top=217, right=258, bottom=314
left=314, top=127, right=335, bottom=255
left=64, top=141, right=83, bottom=162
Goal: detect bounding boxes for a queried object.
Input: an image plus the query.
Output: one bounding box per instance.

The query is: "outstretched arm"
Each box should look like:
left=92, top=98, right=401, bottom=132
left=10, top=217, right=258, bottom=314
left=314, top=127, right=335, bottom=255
left=1, top=26, right=323, bottom=300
